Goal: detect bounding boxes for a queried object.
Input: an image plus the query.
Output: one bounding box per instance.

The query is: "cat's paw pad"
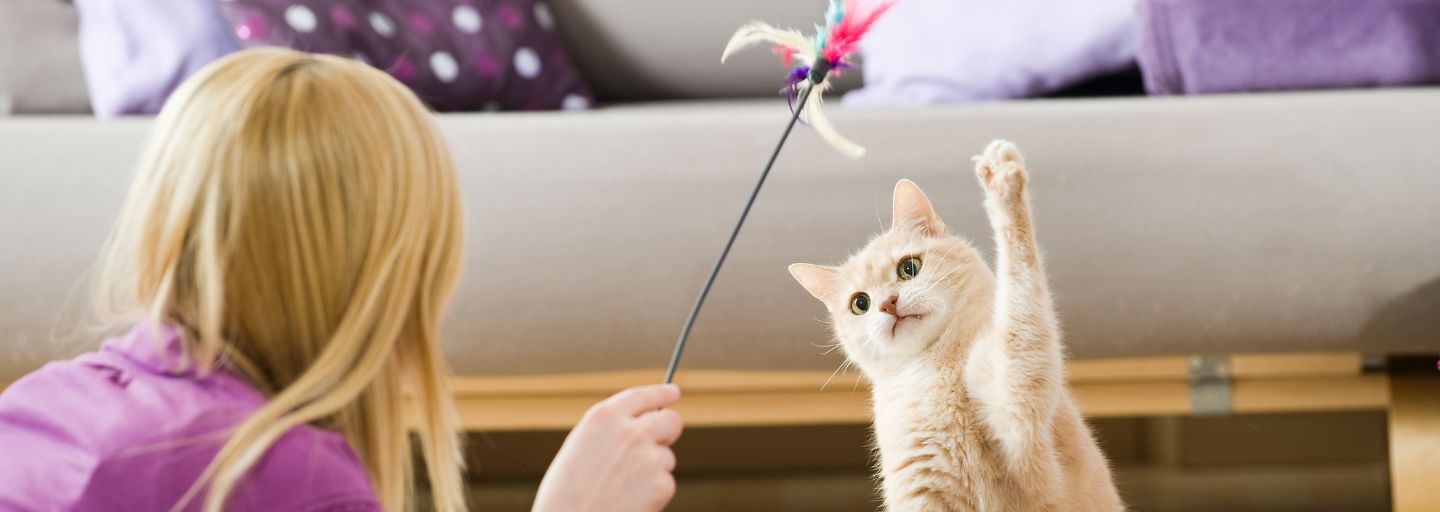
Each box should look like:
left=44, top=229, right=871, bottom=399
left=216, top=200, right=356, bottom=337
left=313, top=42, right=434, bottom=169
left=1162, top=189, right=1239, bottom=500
left=972, top=140, right=1027, bottom=199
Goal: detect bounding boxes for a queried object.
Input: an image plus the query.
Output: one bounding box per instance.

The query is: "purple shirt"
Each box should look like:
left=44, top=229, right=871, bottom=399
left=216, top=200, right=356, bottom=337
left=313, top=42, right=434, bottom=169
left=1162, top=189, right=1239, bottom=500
left=0, top=323, right=379, bottom=511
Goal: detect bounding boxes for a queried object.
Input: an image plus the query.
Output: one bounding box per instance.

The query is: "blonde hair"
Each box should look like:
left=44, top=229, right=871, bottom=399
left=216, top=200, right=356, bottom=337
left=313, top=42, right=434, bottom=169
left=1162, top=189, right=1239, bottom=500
left=94, top=48, right=466, bottom=511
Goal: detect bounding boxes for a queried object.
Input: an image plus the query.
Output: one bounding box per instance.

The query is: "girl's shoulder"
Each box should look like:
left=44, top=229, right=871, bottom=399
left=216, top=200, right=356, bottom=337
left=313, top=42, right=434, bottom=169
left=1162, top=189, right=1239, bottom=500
left=0, top=342, right=378, bottom=511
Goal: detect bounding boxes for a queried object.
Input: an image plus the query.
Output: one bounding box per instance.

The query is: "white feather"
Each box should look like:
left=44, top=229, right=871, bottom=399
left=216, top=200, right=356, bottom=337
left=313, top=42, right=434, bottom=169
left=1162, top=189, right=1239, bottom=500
left=801, top=81, right=866, bottom=159
left=721, top=22, right=816, bottom=64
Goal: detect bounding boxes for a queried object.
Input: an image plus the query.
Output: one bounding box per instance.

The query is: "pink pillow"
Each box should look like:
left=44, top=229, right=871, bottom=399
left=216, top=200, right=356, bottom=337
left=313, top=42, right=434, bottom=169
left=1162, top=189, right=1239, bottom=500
left=216, top=0, right=594, bottom=111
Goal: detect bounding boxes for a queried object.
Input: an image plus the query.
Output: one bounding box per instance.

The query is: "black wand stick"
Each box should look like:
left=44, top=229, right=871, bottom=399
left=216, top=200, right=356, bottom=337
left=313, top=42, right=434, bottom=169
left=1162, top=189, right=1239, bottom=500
left=663, top=62, right=831, bottom=384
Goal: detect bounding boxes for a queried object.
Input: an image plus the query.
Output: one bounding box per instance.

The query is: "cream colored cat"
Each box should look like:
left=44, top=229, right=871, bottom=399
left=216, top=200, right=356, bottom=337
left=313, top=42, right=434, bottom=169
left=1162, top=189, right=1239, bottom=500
left=789, top=141, right=1123, bottom=511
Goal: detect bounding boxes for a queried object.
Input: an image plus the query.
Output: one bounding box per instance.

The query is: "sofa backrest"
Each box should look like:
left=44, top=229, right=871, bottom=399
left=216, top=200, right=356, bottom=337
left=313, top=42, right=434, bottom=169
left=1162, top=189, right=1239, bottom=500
left=0, top=0, right=91, bottom=115
left=550, top=0, right=861, bottom=101
left=0, top=0, right=860, bottom=114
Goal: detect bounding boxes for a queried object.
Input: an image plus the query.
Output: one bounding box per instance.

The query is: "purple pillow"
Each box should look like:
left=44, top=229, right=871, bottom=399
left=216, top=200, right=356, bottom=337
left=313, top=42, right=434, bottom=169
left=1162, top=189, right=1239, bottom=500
left=76, top=0, right=241, bottom=117
left=1137, top=0, right=1440, bottom=95
left=843, top=0, right=1138, bottom=107
left=216, top=0, right=594, bottom=111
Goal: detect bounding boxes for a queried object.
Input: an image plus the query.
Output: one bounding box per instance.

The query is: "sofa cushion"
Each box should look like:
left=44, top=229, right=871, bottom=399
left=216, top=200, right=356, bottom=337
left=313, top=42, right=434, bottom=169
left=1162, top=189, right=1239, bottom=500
left=0, top=90, right=1437, bottom=380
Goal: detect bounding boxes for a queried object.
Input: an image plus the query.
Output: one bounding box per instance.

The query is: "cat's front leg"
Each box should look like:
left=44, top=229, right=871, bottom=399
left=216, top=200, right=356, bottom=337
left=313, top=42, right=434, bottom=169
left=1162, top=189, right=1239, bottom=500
left=974, top=140, right=1039, bottom=255
left=879, top=450, right=971, bottom=512
left=881, top=480, right=959, bottom=512
left=972, top=140, right=1054, bottom=344
left=966, top=141, right=1066, bottom=498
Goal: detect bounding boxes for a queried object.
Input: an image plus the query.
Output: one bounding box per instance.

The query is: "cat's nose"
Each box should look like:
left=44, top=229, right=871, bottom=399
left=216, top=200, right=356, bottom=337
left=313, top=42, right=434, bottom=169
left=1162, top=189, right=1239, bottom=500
left=879, top=295, right=899, bottom=317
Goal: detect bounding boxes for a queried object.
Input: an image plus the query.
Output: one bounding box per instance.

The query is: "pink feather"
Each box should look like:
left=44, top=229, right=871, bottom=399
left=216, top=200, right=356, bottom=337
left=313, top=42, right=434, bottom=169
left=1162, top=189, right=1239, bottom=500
left=821, top=0, right=896, bottom=63
left=772, top=44, right=797, bottom=68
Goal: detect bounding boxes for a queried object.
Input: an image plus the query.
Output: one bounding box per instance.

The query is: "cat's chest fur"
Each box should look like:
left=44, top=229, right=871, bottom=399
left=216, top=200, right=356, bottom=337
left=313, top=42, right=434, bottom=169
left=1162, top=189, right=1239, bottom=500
left=867, top=359, right=1032, bottom=511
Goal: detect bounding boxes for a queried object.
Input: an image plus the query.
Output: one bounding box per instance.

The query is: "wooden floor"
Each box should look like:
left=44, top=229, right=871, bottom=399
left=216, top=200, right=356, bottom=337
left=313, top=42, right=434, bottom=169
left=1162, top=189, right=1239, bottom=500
left=449, top=351, right=1435, bottom=511
left=467, top=465, right=1390, bottom=512
left=460, top=413, right=1393, bottom=511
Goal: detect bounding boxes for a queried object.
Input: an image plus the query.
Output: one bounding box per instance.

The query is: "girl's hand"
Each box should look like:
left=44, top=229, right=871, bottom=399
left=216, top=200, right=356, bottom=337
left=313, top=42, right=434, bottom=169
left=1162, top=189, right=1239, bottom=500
left=532, top=384, right=684, bottom=512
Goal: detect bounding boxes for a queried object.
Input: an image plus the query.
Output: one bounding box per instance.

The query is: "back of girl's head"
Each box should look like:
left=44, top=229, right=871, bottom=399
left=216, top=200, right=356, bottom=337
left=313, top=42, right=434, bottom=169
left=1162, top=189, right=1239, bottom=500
left=96, top=47, right=467, bottom=511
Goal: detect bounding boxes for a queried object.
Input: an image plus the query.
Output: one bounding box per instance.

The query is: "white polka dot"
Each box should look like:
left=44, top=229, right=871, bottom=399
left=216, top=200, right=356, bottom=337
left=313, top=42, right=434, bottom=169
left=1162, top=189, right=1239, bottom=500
left=285, top=5, right=318, bottom=33
left=452, top=5, right=482, bottom=33
left=430, top=52, right=459, bottom=83
left=533, top=3, right=554, bottom=31
left=483, top=101, right=501, bottom=112
left=513, top=47, right=541, bottom=79
left=368, top=12, right=395, bottom=37
left=561, top=94, right=589, bottom=111
left=353, top=52, right=369, bottom=65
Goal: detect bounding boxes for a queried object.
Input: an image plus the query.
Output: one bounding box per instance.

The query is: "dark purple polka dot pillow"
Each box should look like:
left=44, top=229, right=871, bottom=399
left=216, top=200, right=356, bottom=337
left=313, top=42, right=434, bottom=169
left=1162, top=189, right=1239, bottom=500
left=216, top=0, right=594, bottom=111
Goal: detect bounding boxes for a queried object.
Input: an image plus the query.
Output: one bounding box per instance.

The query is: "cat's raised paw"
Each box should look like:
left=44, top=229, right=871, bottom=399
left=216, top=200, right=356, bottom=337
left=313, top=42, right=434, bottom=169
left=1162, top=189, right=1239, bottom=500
left=972, top=140, right=1027, bottom=200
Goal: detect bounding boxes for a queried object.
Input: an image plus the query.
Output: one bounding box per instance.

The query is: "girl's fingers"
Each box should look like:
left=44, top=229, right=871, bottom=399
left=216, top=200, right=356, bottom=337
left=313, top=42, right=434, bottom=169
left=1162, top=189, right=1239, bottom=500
left=606, top=384, right=681, bottom=417
left=637, top=408, right=684, bottom=446
left=656, top=446, right=677, bottom=472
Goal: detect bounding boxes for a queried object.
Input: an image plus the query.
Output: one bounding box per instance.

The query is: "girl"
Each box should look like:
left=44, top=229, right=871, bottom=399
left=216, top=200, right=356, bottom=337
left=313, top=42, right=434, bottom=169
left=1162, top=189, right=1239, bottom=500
left=0, top=48, right=683, bottom=511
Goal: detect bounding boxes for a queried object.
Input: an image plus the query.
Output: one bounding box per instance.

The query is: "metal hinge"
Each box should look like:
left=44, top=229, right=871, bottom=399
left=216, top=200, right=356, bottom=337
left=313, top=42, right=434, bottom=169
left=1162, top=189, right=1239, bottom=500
left=1188, top=355, right=1232, bottom=415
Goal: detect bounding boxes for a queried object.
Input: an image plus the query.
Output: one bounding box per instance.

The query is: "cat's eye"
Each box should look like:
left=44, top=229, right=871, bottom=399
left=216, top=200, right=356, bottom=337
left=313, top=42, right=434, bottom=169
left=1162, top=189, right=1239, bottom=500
left=897, top=256, right=923, bottom=281
left=850, top=293, right=870, bottom=315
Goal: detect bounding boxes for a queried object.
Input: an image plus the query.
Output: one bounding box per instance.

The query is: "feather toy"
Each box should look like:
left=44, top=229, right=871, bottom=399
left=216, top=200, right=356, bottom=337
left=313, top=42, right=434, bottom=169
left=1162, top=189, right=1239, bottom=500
left=721, top=0, right=895, bottom=158
left=665, top=0, right=896, bottom=383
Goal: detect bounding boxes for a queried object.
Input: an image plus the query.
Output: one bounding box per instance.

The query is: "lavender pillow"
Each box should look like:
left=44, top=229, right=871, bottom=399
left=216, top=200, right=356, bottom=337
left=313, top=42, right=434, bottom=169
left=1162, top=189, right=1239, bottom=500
left=76, top=0, right=240, bottom=116
left=843, top=0, right=1138, bottom=107
left=1137, top=0, right=1440, bottom=95
left=216, top=0, right=593, bottom=111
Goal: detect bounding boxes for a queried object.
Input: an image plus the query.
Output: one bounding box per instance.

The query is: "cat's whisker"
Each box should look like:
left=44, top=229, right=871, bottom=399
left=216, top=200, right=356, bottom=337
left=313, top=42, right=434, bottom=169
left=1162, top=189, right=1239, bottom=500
left=935, top=245, right=958, bottom=263
left=915, top=258, right=965, bottom=296
left=929, top=267, right=962, bottom=289
left=814, top=338, right=845, bottom=355
left=820, top=358, right=853, bottom=391
left=907, top=246, right=961, bottom=297
left=911, top=267, right=958, bottom=299
left=922, top=245, right=958, bottom=271
left=932, top=246, right=960, bottom=270
left=874, top=196, right=885, bottom=231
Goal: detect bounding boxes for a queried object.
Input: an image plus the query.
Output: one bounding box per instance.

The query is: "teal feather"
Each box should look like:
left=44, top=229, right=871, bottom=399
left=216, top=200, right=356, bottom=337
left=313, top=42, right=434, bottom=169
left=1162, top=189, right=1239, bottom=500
left=826, top=0, right=846, bottom=28
left=811, top=23, right=827, bottom=57
left=815, top=0, right=846, bottom=58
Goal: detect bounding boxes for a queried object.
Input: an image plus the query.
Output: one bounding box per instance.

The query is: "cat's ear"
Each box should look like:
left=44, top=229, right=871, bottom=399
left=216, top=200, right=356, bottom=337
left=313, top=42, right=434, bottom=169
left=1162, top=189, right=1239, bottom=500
left=788, top=263, right=839, bottom=302
left=892, top=179, right=946, bottom=236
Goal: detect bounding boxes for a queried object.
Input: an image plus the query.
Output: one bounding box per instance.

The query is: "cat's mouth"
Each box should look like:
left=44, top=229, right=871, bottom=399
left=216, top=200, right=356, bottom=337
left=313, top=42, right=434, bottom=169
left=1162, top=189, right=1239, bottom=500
left=890, top=314, right=925, bottom=336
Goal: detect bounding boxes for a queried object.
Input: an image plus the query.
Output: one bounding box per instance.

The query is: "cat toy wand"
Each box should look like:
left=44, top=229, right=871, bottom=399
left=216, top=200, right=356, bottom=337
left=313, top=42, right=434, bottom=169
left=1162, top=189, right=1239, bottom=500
left=663, top=0, right=897, bottom=384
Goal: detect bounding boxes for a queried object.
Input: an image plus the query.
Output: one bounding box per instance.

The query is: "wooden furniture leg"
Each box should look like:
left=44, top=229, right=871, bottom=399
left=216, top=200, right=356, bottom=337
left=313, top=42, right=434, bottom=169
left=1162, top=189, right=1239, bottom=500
left=1389, top=372, right=1440, bottom=512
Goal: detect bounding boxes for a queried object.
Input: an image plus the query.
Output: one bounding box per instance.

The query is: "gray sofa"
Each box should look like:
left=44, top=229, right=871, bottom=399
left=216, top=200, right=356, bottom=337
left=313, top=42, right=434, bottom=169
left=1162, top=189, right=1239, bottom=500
left=3, top=0, right=1439, bottom=383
